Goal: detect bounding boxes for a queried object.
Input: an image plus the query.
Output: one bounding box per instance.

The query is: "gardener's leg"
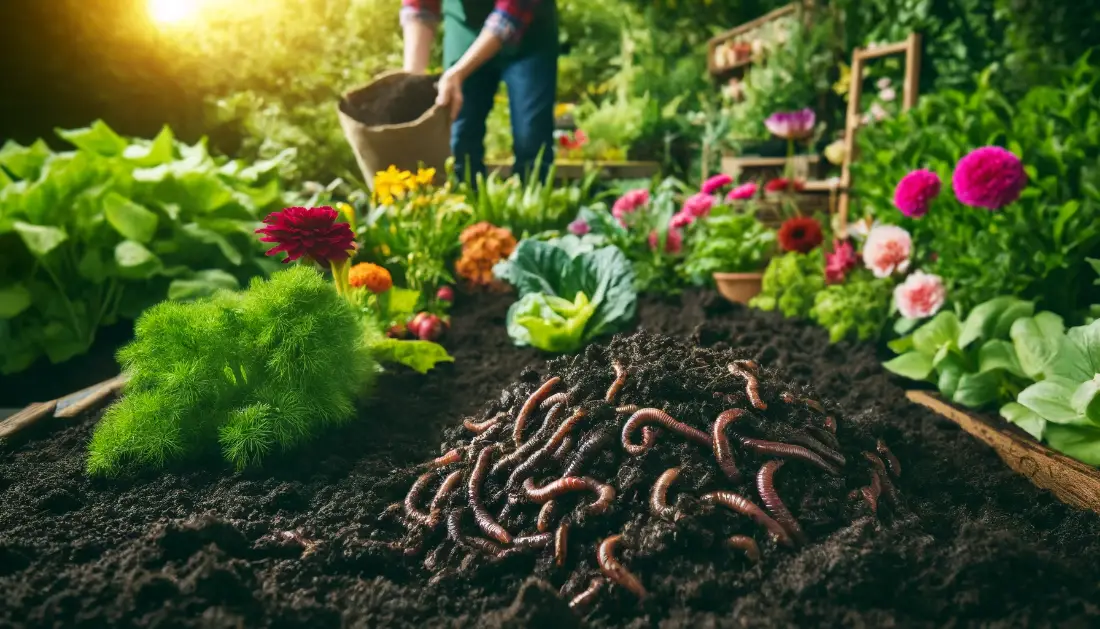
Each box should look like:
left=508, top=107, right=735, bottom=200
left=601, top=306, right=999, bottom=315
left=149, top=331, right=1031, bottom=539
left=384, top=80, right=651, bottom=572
left=451, top=62, right=502, bottom=184
left=501, top=49, right=558, bottom=184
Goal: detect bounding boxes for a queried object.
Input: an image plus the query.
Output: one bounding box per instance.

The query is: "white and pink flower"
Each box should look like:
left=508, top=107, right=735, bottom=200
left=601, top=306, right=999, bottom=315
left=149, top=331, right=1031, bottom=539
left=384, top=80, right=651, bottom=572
left=894, top=271, right=947, bottom=319
left=862, top=225, right=912, bottom=278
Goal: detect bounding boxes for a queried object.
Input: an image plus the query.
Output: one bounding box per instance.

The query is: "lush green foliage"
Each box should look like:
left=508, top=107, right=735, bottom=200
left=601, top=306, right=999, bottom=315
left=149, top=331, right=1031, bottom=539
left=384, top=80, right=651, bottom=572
left=682, top=210, right=776, bottom=281
left=87, top=266, right=376, bottom=475
left=809, top=271, right=894, bottom=343
left=852, top=56, right=1100, bottom=318
left=466, top=162, right=599, bottom=238
left=0, top=121, right=292, bottom=374
left=494, top=239, right=637, bottom=353
left=750, top=251, right=825, bottom=318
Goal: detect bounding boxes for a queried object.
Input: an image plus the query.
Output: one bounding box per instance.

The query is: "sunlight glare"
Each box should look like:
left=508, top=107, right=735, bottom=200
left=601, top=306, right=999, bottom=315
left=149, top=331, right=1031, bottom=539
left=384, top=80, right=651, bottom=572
left=148, top=0, right=202, bottom=25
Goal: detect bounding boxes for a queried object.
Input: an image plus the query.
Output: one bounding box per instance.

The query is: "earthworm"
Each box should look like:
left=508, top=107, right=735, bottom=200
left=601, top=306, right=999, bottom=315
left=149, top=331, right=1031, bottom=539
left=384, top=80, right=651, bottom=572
left=622, top=408, right=711, bottom=455
left=554, top=521, right=569, bottom=567
left=781, top=392, right=824, bottom=414
left=537, top=501, right=557, bottom=533
left=616, top=404, right=639, bottom=414
left=733, top=358, right=760, bottom=372
left=712, top=409, right=746, bottom=482
left=492, top=403, right=566, bottom=474
left=650, top=467, right=680, bottom=520
left=569, top=578, right=606, bottom=611
left=736, top=435, right=841, bottom=476
left=700, top=491, right=792, bottom=547
left=470, top=447, right=512, bottom=544
left=540, top=392, right=570, bottom=410
left=862, top=452, right=899, bottom=505
left=789, top=433, right=846, bottom=468
left=564, top=424, right=616, bottom=477
left=522, top=477, right=616, bottom=516
left=823, top=416, right=837, bottom=434
left=780, top=391, right=795, bottom=404
left=806, top=425, right=841, bottom=451
left=446, top=509, right=505, bottom=555
left=463, top=413, right=503, bottom=434
left=725, top=534, right=761, bottom=563
left=513, top=532, right=553, bottom=549
left=506, top=408, right=588, bottom=492
left=877, top=439, right=901, bottom=478
left=756, top=460, right=806, bottom=544
left=472, top=421, right=507, bottom=443
left=598, top=535, right=647, bottom=600
left=728, top=363, right=767, bottom=410
left=427, top=470, right=464, bottom=526
left=860, top=466, right=882, bottom=513
left=404, top=471, right=436, bottom=526
left=553, top=436, right=573, bottom=461
left=278, top=529, right=318, bottom=556
left=606, top=360, right=627, bottom=402
left=427, top=447, right=467, bottom=468
left=514, top=376, right=561, bottom=446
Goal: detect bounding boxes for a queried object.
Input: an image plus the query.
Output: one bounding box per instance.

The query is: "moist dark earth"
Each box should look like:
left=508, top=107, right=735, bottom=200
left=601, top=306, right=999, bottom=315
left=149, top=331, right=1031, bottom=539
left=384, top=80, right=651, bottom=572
left=2, top=291, right=1100, bottom=628
left=341, top=73, right=439, bottom=127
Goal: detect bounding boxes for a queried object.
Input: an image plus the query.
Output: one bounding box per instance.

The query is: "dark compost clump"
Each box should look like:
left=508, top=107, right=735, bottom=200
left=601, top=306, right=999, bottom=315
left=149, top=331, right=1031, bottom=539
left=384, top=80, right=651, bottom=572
left=340, top=73, right=438, bottom=127
left=388, top=331, right=903, bottom=617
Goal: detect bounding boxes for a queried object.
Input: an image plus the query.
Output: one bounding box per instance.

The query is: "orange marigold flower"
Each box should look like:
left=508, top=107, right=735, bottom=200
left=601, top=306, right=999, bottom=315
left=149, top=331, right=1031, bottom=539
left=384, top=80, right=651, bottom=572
left=460, top=222, right=494, bottom=244
left=349, top=262, right=393, bottom=293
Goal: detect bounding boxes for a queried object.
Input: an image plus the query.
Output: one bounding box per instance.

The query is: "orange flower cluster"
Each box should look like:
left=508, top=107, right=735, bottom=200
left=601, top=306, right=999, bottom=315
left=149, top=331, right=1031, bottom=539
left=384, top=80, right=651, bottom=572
left=348, top=262, right=393, bottom=294
left=455, top=222, right=517, bottom=288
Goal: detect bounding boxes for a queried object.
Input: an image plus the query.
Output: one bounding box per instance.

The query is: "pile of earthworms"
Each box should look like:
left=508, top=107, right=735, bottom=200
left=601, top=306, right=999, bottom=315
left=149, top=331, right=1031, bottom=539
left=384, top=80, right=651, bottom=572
left=385, top=333, right=904, bottom=614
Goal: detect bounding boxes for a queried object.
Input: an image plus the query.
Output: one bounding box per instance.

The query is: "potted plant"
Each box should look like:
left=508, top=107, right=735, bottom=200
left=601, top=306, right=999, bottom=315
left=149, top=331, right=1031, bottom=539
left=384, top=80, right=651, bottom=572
left=682, top=199, right=778, bottom=304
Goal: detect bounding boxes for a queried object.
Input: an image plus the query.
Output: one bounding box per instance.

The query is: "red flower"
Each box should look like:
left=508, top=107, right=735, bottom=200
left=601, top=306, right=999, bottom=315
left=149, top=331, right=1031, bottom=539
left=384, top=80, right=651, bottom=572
left=256, top=206, right=356, bottom=264
left=777, top=217, right=823, bottom=253
left=764, top=177, right=805, bottom=194
left=558, top=130, right=588, bottom=151
left=824, top=239, right=858, bottom=283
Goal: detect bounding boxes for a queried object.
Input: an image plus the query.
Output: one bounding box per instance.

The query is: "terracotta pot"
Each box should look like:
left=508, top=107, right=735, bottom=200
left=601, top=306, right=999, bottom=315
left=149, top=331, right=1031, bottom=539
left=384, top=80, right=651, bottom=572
left=713, top=272, right=764, bottom=304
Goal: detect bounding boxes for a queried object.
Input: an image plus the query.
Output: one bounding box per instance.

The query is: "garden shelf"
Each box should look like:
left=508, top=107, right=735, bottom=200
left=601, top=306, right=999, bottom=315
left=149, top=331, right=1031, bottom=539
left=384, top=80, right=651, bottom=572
left=706, top=1, right=811, bottom=79
left=486, top=160, right=661, bottom=181
left=906, top=390, right=1100, bottom=515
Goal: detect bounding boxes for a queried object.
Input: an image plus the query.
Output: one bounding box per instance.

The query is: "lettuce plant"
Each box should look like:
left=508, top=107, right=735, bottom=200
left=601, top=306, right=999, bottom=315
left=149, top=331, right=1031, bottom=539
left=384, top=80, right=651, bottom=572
left=681, top=210, right=776, bottom=283
left=87, top=266, right=376, bottom=475
left=494, top=239, right=636, bottom=353
left=749, top=250, right=825, bottom=318
left=809, top=271, right=894, bottom=343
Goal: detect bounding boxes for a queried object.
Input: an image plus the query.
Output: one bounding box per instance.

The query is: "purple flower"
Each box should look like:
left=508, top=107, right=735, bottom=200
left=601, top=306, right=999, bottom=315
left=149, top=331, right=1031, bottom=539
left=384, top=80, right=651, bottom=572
left=701, top=174, right=733, bottom=195
left=682, top=193, right=715, bottom=218
left=568, top=218, right=590, bottom=236
left=764, top=108, right=816, bottom=140
left=952, top=146, right=1027, bottom=210
left=893, top=169, right=942, bottom=218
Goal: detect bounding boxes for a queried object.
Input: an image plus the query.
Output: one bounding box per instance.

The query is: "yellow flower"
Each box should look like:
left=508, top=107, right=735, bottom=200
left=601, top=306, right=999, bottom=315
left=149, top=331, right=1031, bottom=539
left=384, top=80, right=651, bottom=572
left=553, top=103, right=574, bottom=118
left=348, top=262, right=393, bottom=294
left=373, top=165, right=411, bottom=204
left=415, top=168, right=436, bottom=187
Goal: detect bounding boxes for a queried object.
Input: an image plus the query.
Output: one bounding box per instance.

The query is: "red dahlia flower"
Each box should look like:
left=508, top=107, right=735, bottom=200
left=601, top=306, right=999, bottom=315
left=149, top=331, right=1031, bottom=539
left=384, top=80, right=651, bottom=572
left=777, top=217, right=823, bottom=253
left=764, top=177, right=805, bottom=194
left=256, top=206, right=356, bottom=264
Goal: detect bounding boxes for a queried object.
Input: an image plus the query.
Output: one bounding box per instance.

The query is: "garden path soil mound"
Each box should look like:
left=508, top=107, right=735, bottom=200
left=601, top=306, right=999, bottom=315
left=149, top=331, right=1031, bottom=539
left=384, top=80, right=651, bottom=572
left=341, top=74, right=438, bottom=127
left=2, top=292, right=1100, bottom=628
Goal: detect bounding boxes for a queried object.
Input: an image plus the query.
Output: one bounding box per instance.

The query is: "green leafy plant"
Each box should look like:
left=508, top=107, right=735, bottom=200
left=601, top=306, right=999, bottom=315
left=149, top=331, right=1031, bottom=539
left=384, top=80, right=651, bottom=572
left=0, top=121, right=293, bottom=374
left=809, top=271, right=894, bottom=343
left=494, top=239, right=637, bottom=353
left=682, top=210, right=776, bottom=283
left=87, top=266, right=375, bottom=475
left=750, top=250, right=825, bottom=318
left=883, top=296, right=1035, bottom=408
left=465, top=157, right=599, bottom=238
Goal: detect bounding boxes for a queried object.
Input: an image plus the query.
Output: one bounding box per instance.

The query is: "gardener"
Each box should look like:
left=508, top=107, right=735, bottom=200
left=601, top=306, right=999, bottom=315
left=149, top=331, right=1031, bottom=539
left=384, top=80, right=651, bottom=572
left=400, top=0, right=558, bottom=183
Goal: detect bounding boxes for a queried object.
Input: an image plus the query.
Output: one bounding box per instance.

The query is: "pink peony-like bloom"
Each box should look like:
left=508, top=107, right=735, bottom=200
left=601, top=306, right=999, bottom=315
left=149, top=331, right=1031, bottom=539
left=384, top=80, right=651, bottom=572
left=824, top=239, right=859, bottom=284
left=952, top=146, right=1027, bottom=210
left=568, top=218, right=590, bottom=236
left=862, top=225, right=912, bottom=278
left=726, top=181, right=758, bottom=201
left=648, top=229, right=683, bottom=254
left=682, top=192, right=715, bottom=218
left=668, top=211, right=694, bottom=229
left=611, top=188, right=650, bottom=219
left=701, top=174, right=734, bottom=195
left=894, top=271, right=947, bottom=319
left=894, top=169, right=942, bottom=218
left=764, top=108, right=816, bottom=140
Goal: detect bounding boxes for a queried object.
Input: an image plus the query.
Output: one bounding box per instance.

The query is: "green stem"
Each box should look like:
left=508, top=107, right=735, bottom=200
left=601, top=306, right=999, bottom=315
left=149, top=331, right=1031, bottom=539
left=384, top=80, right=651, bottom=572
left=40, top=261, right=84, bottom=343
left=95, top=279, right=118, bottom=329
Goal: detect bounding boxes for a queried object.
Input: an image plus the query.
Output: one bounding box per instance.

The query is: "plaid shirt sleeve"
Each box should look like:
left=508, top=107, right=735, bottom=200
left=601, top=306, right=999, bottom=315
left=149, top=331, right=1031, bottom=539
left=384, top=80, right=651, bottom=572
left=484, top=0, right=543, bottom=45
left=400, top=0, right=441, bottom=26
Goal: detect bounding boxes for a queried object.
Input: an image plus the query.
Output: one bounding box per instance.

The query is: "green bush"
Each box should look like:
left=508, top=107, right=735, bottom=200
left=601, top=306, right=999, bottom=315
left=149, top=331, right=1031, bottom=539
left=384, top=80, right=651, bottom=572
left=810, top=271, right=894, bottom=343
left=87, top=266, right=376, bottom=475
left=750, top=250, right=825, bottom=319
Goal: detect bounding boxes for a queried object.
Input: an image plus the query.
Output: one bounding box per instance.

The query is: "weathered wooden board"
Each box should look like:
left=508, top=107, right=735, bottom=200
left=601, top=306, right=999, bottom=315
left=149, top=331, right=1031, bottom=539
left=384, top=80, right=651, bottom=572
left=907, top=390, right=1100, bottom=515
left=0, top=375, right=128, bottom=440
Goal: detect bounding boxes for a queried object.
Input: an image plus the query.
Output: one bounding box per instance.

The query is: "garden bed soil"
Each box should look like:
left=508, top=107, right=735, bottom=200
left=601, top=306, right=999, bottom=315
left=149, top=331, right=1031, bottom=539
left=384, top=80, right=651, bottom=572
left=341, top=73, right=439, bottom=127
left=3, top=292, right=1100, bottom=628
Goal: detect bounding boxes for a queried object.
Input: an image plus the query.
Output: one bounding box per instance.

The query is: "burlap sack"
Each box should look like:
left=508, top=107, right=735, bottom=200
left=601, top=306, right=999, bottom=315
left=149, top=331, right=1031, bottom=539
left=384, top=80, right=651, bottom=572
left=337, top=71, right=451, bottom=188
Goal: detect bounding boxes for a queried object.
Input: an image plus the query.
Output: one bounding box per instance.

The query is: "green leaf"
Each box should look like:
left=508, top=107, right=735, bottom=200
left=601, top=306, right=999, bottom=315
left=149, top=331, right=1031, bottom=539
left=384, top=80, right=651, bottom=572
left=952, top=371, right=1000, bottom=409
left=959, top=297, right=1032, bottom=348
left=77, top=249, right=108, bottom=283
left=978, top=339, right=1026, bottom=378
left=372, top=338, right=454, bottom=374
left=882, top=352, right=934, bottom=381
left=181, top=223, right=242, bottom=265
left=0, top=139, right=52, bottom=180
left=13, top=221, right=67, bottom=257
left=1018, top=377, right=1084, bottom=425
left=56, top=120, right=128, bottom=156
left=1066, top=320, right=1100, bottom=376
left=114, top=240, right=163, bottom=279
left=167, top=269, right=240, bottom=301
left=1043, top=424, right=1100, bottom=466
left=912, top=311, right=960, bottom=357
left=1070, top=377, right=1100, bottom=425
left=1010, top=312, right=1066, bottom=379
left=894, top=316, right=919, bottom=336
left=386, top=287, right=420, bottom=317
left=0, top=284, right=32, bottom=318
left=888, top=335, right=914, bottom=354
left=122, top=125, right=176, bottom=166
left=1000, top=401, right=1045, bottom=440
left=104, top=192, right=159, bottom=243
left=937, top=355, right=964, bottom=399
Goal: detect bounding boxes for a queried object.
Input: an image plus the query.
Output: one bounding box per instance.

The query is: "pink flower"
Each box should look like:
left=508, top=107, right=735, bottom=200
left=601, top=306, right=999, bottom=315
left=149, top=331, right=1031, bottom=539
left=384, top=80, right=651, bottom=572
left=862, top=225, right=912, bottom=278
left=668, top=211, right=694, bottom=229
left=726, top=181, right=758, bottom=201
left=764, top=108, right=816, bottom=140
left=894, top=271, right=947, bottom=319
left=568, top=218, right=590, bottom=236
left=878, top=87, right=897, bottom=102
left=682, top=192, right=715, bottom=218
left=648, top=229, right=683, bottom=254
left=701, top=174, right=733, bottom=195
left=893, top=169, right=942, bottom=218
left=952, top=146, right=1027, bottom=210
left=611, top=188, right=650, bottom=219
left=824, top=239, right=859, bottom=284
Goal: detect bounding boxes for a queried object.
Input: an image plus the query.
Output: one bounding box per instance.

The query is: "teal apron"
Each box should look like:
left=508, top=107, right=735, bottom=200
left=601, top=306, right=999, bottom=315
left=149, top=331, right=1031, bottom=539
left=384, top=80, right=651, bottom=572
left=442, top=0, right=559, bottom=68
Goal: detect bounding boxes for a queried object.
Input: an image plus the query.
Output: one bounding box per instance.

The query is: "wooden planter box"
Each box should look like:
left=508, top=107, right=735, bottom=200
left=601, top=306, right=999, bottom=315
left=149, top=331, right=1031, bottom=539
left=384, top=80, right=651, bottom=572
left=486, top=160, right=661, bottom=181
left=906, top=390, right=1100, bottom=515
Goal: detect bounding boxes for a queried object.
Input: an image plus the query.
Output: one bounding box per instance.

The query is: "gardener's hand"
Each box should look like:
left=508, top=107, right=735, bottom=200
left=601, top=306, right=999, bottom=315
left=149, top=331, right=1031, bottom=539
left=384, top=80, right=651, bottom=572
left=436, top=70, right=464, bottom=121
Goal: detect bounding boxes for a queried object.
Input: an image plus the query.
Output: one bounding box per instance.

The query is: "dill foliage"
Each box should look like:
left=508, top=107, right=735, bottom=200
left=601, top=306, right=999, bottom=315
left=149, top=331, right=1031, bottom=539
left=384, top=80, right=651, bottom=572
left=87, top=266, right=377, bottom=475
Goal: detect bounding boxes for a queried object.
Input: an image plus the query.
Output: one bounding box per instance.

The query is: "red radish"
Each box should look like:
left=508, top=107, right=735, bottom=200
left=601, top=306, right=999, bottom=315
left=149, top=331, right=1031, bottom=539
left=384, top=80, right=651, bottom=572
left=409, top=312, right=430, bottom=337
left=417, top=314, right=444, bottom=341
left=386, top=323, right=408, bottom=339
left=437, top=286, right=454, bottom=302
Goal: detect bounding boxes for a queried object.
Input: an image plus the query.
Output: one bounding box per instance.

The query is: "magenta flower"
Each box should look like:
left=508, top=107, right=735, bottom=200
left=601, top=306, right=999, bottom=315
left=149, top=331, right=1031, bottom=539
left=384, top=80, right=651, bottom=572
left=952, top=146, right=1027, bottom=210
left=648, top=229, right=683, bottom=254
left=568, top=218, right=590, bottom=236
left=895, top=271, right=947, bottom=319
left=668, top=211, right=694, bottom=230
left=256, top=206, right=355, bottom=264
left=824, top=239, right=859, bottom=284
left=682, top=192, right=715, bottom=219
left=862, top=225, right=912, bottom=278
left=701, top=174, right=733, bottom=195
left=764, top=108, right=816, bottom=140
left=611, top=188, right=650, bottom=219
left=726, top=181, right=758, bottom=201
left=894, top=169, right=942, bottom=218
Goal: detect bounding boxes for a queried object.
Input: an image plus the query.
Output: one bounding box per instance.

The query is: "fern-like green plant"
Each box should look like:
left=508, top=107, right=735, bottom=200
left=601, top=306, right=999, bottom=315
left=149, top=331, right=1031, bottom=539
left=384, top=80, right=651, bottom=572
left=87, top=266, right=376, bottom=475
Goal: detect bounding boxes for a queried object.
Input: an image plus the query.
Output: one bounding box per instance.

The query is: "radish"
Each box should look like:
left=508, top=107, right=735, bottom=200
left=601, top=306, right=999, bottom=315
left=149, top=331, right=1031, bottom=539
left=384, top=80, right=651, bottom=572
left=417, top=314, right=444, bottom=341
left=409, top=312, right=430, bottom=337
left=437, top=286, right=454, bottom=302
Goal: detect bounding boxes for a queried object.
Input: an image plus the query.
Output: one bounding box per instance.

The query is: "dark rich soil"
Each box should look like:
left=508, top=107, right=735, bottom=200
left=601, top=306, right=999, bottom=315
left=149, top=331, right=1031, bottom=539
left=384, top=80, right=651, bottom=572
left=341, top=74, right=439, bottom=127
left=2, top=291, right=1100, bottom=628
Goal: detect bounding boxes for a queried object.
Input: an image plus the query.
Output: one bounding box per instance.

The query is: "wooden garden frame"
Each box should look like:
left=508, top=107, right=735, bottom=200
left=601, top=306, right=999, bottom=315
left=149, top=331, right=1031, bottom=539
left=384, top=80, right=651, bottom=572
left=705, top=1, right=809, bottom=77
left=837, top=33, right=922, bottom=232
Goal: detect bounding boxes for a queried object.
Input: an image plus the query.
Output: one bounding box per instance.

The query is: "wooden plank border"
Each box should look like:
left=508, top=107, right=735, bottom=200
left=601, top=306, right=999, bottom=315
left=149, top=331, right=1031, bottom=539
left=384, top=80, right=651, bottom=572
left=0, top=375, right=128, bottom=440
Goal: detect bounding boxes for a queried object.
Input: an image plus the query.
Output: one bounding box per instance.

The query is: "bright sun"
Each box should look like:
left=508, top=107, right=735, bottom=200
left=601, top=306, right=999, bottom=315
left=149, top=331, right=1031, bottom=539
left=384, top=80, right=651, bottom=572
left=147, top=0, right=202, bottom=25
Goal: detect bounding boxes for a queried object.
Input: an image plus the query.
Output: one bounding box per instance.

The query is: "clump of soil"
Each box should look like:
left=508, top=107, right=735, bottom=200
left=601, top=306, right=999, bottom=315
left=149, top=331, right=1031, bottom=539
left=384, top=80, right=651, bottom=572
left=390, top=331, right=901, bottom=616
left=340, top=73, right=439, bottom=127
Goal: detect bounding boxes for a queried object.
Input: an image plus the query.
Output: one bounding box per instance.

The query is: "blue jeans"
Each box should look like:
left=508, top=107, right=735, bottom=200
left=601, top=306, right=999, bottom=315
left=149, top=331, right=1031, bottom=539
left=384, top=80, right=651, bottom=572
left=451, top=49, right=558, bottom=184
